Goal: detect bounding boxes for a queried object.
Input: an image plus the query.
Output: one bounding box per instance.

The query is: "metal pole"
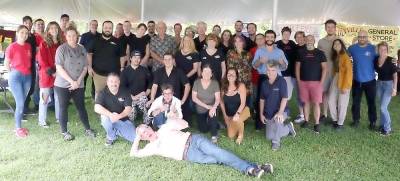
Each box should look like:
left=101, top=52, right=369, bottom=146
left=272, top=0, right=278, bottom=31
left=141, top=0, right=144, bottom=22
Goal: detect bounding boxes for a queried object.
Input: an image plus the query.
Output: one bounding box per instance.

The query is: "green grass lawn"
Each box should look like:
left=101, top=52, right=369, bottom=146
left=1, top=86, right=400, bottom=180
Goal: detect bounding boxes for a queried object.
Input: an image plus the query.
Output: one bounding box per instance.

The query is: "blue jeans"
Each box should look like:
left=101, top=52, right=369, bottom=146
left=153, top=112, right=167, bottom=128
left=101, top=115, right=136, bottom=142
left=8, top=70, right=31, bottom=128
left=377, top=80, right=393, bottom=132
left=186, top=134, right=256, bottom=173
left=38, top=88, right=59, bottom=124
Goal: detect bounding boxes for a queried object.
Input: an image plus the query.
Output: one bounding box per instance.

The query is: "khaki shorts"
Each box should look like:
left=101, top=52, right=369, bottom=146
left=92, top=72, right=107, bottom=93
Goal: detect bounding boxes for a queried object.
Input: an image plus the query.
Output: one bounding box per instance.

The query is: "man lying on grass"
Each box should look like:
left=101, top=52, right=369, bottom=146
left=130, top=118, right=274, bottom=178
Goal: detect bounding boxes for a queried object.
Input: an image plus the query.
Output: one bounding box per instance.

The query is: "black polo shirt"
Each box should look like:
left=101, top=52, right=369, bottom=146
left=298, top=48, right=327, bottom=81
left=79, top=31, right=101, bottom=50
left=120, top=65, right=152, bottom=96
left=175, top=51, right=200, bottom=84
left=153, top=66, right=189, bottom=99
left=276, top=40, right=297, bottom=77
left=200, top=49, right=225, bottom=82
left=194, top=36, right=207, bottom=52
left=260, top=76, right=288, bottom=119
left=88, top=36, right=126, bottom=76
left=95, top=87, right=132, bottom=121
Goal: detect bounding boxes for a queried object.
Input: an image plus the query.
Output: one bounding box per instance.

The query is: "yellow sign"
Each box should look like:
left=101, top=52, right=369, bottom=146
left=337, top=23, right=399, bottom=56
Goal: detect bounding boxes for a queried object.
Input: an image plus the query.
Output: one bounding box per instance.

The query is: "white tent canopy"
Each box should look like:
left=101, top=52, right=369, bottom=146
left=1, top=0, right=400, bottom=27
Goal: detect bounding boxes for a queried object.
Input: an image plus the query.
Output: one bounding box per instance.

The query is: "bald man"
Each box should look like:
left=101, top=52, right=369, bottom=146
left=296, top=35, right=327, bottom=134
left=348, top=30, right=377, bottom=130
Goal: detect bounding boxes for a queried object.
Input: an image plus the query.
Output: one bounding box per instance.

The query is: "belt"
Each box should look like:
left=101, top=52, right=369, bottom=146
left=182, top=134, right=192, bottom=160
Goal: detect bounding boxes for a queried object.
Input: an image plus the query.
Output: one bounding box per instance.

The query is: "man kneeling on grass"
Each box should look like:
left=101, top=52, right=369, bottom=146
left=260, top=61, right=296, bottom=151
left=95, top=73, right=136, bottom=146
left=130, top=118, right=273, bottom=178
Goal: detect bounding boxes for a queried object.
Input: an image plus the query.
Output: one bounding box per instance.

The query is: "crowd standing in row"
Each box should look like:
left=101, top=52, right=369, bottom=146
left=4, top=14, right=400, bottom=178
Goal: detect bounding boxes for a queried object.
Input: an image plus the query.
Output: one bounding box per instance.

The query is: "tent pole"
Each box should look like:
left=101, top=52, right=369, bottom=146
left=272, top=0, right=278, bottom=32
left=141, top=0, right=144, bottom=22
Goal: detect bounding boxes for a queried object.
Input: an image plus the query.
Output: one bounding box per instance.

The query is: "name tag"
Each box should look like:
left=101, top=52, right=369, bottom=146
left=110, top=42, right=117, bottom=45
left=365, top=51, right=371, bottom=57
left=215, top=55, right=220, bottom=59
left=118, top=97, right=124, bottom=102
left=186, top=56, right=192, bottom=60
left=273, top=88, right=279, bottom=91
left=202, top=57, right=207, bottom=60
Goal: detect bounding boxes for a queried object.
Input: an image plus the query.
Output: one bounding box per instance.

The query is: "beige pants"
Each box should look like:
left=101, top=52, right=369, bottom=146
left=327, top=75, right=350, bottom=125
left=92, top=72, right=107, bottom=93
left=226, top=107, right=250, bottom=139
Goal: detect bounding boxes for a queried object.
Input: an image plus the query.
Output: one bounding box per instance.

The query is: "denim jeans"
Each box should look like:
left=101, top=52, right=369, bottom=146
left=377, top=80, right=393, bottom=132
left=101, top=115, right=136, bottom=142
left=186, top=134, right=256, bottom=173
left=8, top=70, right=31, bottom=128
left=153, top=112, right=167, bottom=128
left=38, top=88, right=59, bottom=124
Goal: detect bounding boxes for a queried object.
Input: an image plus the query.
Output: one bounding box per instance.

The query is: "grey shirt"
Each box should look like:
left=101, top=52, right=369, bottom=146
left=192, top=79, right=220, bottom=113
left=54, top=43, right=88, bottom=88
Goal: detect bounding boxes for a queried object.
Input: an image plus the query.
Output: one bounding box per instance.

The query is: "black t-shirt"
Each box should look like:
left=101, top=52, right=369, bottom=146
left=375, top=56, right=397, bottom=81
left=194, top=37, right=207, bottom=52
left=120, top=33, right=136, bottom=54
left=200, top=49, right=225, bottom=82
left=298, top=48, right=327, bottom=81
left=241, top=34, right=254, bottom=51
left=26, top=33, right=36, bottom=64
left=295, top=44, right=306, bottom=62
left=120, top=65, right=152, bottom=96
left=276, top=40, right=297, bottom=77
left=130, top=35, right=150, bottom=58
left=88, top=36, right=126, bottom=76
left=153, top=66, right=189, bottom=99
left=218, top=43, right=232, bottom=58
left=175, top=50, right=200, bottom=84
left=95, top=87, right=132, bottom=121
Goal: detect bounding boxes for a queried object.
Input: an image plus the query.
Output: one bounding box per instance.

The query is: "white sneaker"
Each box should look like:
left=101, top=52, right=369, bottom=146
left=38, top=122, right=49, bottom=128
left=294, top=115, right=305, bottom=124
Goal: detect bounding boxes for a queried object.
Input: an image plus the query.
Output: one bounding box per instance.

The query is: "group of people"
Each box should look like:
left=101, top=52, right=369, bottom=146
left=3, top=14, right=400, bottom=178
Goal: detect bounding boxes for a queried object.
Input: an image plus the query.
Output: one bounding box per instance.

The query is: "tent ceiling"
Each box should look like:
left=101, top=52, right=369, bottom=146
left=1, top=0, right=399, bottom=26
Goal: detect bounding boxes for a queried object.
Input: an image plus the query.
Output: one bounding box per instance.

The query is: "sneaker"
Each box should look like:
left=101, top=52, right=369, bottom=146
left=259, top=163, right=274, bottom=174
left=104, top=139, right=115, bottom=146
left=288, top=122, right=296, bottom=137
left=332, top=122, right=338, bottom=129
left=380, top=130, right=391, bottom=136
left=300, top=121, right=309, bottom=128
left=350, top=121, right=359, bottom=128
left=62, top=132, right=75, bottom=141
left=248, top=167, right=264, bottom=178
left=38, top=122, right=49, bottom=128
left=15, top=128, right=29, bottom=138
left=85, top=129, right=96, bottom=138
left=369, top=123, right=376, bottom=131
left=211, top=136, right=218, bottom=143
left=23, top=108, right=37, bottom=115
left=313, top=124, right=320, bottom=134
left=271, top=142, right=280, bottom=151
left=335, top=125, right=344, bottom=131
left=294, top=114, right=305, bottom=124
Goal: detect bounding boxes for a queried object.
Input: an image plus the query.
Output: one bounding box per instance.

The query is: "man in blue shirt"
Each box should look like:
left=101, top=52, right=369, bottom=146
left=260, top=61, right=296, bottom=151
left=348, top=30, right=377, bottom=129
left=252, top=30, right=288, bottom=130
